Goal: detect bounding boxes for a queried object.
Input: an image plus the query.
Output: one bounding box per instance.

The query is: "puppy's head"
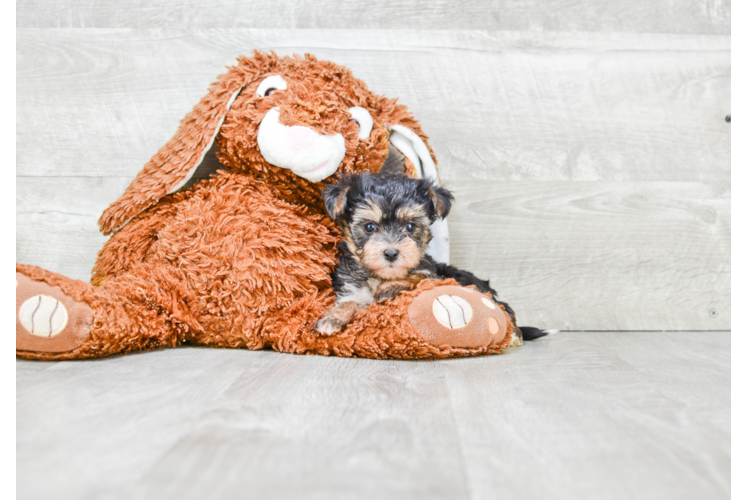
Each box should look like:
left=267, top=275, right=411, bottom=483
left=323, top=173, right=453, bottom=280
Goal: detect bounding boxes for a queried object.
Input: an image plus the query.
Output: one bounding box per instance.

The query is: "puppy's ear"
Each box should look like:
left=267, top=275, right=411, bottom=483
left=323, top=179, right=353, bottom=222
left=428, top=184, right=454, bottom=219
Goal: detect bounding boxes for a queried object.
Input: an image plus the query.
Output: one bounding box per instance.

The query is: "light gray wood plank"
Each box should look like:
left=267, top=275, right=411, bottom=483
left=16, top=177, right=129, bottom=281
left=17, top=349, right=469, bottom=500
left=16, top=332, right=731, bottom=500
left=442, top=332, right=730, bottom=500
left=17, top=29, right=730, bottom=183
left=16, top=0, right=731, bottom=34
left=445, top=180, right=731, bottom=331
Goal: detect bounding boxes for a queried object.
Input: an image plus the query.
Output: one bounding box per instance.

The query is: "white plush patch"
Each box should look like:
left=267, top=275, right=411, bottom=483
left=432, top=295, right=473, bottom=329
left=427, top=218, right=450, bottom=266
left=390, top=125, right=439, bottom=181
left=258, top=108, right=345, bottom=183
left=256, top=75, right=287, bottom=97
left=348, top=107, right=373, bottom=140
left=388, top=124, right=450, bottom=264
left=481, top=297, right=496, bottom=310
left=19, top=295, right=68, bottom=337
left=388, top=130, right=423, bottom=178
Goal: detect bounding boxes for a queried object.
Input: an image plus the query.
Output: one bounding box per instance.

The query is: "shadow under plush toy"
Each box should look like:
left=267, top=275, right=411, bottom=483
left=16, top=51, right=532, bottom=360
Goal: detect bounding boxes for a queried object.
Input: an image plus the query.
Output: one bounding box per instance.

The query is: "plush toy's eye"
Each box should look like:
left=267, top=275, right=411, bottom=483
left=256, top=75, right=287, bottom=98
left=404, top=222, right=416, bottom=233
left=364, top=222, right=378, bottom=233
left=348, top=107, right=373, bottom=140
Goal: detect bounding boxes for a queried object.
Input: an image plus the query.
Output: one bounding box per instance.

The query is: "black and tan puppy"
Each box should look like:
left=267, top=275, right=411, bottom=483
left=315, top=172, right=543, bottom=337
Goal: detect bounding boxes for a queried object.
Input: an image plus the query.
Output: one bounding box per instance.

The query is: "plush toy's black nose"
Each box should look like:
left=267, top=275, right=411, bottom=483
left=384, top=249, right=399, bottom=262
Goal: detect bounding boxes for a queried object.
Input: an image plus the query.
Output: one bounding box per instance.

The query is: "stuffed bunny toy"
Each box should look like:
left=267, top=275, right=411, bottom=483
left=16, top=51, right=518, bottom=360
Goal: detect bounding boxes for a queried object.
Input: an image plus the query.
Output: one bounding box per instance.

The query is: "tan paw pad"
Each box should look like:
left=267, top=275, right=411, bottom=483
left=16, top=272, right=94, bottom=354
left=409, top=285, right=508, bottom=349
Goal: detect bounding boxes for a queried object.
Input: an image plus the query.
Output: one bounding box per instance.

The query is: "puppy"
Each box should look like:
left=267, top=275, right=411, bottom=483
left=315, top=172, right=517, bottom=336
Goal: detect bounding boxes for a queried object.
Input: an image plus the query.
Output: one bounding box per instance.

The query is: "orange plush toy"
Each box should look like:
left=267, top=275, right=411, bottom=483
left=16, top=51, right=520, bottom=361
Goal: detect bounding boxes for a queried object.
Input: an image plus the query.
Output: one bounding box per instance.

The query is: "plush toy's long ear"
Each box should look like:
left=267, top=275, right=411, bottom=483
left=384, top=117, right=451, bottom=264
left=98, top=70, right=248, bottom=235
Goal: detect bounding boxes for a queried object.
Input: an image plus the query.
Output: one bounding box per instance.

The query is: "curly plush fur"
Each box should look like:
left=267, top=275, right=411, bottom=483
left=16, top=51, right=516, bottom=360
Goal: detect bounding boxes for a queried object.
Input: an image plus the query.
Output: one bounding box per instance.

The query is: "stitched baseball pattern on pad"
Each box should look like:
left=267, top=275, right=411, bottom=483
left=18, top=295, right=68, bottom=337
left=432, top=295, right=473, bottom=329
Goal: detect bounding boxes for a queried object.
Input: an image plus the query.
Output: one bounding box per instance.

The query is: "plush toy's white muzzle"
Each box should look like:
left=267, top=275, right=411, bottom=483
left=257, top=108, right=345, bottom=183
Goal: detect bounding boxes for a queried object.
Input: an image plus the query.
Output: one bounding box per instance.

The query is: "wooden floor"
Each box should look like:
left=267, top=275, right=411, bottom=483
left=17, top=333, right=729, bottom=500
left=16, top=1, right=730, bottom=499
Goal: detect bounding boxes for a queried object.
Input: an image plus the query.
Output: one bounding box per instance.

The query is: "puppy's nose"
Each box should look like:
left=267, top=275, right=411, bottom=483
left=384, top=249, right=399, bottom=262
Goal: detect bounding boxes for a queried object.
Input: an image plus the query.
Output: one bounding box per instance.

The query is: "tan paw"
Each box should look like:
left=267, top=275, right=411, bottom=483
left=408, top=286, right=508, bottom=349
left=16, top=272, right=93, bottom=353
left=507, top=327, right=524, bottom=347
left=315, top=317, right=344, bottom=336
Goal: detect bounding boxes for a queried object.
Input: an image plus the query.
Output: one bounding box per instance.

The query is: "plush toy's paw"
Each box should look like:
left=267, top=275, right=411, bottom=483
left=408, top=285, right=509, bottom=349
left=16, top=272, right=93, bottom=354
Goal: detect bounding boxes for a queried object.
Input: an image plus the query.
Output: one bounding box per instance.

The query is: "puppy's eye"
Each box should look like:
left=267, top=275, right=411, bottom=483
left=256, top=75, right=287, bottom=98
left=404, top=223, right=416, bottom=233
left=348, top=107, right=373, bottom=140
left=364, top=222, right=377, bottom=233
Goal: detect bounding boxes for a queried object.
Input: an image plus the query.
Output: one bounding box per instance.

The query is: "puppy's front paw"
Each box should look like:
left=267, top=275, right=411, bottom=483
left=374, top=281, right=412, bottom=303
left=373, top=289, right=397, bottom=303
left=315, top=317, right=344, bottom=336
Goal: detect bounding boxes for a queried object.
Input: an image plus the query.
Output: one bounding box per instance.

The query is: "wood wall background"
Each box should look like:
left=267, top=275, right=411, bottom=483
left=16, top=1, right=731, bottom=331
